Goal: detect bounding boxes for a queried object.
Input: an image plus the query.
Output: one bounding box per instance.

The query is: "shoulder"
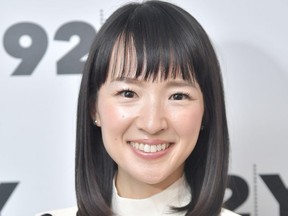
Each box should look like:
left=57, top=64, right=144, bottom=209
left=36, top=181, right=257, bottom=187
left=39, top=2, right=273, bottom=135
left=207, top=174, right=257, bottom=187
left=35, top=206, right=77, bottom=216
left=36, top=207, right=238, bottom=216
left=221, top=208, right=240, bottom=216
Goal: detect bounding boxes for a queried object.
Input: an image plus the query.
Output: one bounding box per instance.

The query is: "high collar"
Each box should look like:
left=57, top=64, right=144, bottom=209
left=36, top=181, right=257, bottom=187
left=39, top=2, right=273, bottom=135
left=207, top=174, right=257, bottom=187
left=111, top=175, right=191, bottom=216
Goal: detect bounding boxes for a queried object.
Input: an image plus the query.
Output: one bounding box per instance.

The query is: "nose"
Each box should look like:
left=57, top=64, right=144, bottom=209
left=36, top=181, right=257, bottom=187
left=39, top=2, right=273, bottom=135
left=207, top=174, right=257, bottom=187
left=135, top=98, right=168, bottom=135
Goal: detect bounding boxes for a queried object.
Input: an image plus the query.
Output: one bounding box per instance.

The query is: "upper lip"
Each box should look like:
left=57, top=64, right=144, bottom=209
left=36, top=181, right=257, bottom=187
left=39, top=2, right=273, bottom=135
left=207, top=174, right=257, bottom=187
left=128, top=139, right=173, bottom=145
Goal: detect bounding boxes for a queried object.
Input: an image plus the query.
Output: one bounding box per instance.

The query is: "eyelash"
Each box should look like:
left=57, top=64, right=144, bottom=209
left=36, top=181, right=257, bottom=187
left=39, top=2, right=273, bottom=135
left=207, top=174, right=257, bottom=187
left=116, top=89, right=192, bottom=100
left=116, top=88, right=137, bottom=98
left=169, top=92, right=192, bottom=100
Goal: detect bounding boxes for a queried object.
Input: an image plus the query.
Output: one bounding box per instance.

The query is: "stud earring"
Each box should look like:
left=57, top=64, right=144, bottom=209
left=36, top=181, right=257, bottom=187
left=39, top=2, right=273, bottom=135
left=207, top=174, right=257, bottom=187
left=94, top=120, right=98, bottom=125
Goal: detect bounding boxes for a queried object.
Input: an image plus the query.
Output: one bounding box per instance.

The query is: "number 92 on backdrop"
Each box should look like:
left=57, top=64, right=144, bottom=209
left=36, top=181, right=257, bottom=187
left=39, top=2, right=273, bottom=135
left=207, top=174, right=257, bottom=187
left=3, top=21, right=96, bottom=76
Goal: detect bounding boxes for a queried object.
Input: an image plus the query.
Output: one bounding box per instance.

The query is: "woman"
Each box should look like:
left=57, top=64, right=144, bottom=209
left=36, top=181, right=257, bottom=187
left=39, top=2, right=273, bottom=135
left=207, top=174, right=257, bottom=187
left=38, top=1, right=239, bottom=215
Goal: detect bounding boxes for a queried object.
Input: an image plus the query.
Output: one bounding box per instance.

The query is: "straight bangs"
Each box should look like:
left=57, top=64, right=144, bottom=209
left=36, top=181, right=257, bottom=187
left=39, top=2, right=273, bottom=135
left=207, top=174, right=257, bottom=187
left=100, top=3, right=207, bottom=84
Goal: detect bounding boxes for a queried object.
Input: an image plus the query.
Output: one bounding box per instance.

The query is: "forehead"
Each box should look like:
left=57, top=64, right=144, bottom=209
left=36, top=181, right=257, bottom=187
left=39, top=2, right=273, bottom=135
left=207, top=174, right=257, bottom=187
left=107, top=36, right=195, bottom=83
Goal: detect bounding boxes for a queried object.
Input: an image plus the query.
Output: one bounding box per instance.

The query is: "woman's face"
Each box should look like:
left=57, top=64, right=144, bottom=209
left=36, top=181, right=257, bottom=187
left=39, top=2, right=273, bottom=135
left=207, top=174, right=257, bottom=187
left=94, top=66, right=204, bottom=198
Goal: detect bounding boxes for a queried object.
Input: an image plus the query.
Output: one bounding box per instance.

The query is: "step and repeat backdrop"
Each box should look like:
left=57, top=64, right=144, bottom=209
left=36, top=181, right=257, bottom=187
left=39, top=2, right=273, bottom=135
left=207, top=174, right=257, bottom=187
left=0, top=0, right=287, bottom=215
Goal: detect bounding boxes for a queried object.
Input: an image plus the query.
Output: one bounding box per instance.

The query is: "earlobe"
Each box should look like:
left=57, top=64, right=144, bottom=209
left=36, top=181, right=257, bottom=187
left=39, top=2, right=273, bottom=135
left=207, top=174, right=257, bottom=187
left=89, top=99, right=101, bottom=127
left=93, top=112, right=101, bottom=127
left=93, top=118, right=101, bottom=127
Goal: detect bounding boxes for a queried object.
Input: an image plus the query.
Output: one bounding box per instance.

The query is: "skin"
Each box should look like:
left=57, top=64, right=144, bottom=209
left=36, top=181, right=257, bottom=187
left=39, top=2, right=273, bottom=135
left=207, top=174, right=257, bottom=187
left=93, top=70, right=204, bottom=199
left=92, top=41, right=204, bottom=199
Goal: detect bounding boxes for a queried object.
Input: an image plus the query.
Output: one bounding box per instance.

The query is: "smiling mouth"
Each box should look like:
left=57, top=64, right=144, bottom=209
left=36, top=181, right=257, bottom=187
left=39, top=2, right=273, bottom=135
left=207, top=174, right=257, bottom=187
left=128, top=141, right=171, bottom=153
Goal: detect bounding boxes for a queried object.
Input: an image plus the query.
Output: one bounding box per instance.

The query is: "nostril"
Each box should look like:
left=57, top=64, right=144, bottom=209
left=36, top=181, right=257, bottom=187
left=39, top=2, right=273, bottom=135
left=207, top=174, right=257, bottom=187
left=136, top=117, right=168, bottom=135
left=135, top=100, right=168, bottom=134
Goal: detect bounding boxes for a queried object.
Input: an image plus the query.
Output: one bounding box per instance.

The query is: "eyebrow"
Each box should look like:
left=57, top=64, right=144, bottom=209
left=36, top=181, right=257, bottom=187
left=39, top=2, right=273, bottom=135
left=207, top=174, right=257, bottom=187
left=165, top=80, right=196, bottom=88
left=111, top=77, right=197, bottom=88
left=110, top=77, right=146, bottom=88
left=112, top=77, right=142, bottom=84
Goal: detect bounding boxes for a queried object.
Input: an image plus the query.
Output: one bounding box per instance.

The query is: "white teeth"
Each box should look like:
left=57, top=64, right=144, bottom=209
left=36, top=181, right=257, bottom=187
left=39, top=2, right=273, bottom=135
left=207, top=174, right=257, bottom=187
left=144, top=145, right=150, bottom=152
left=150, top=145, right=157, bottom=153
left=129, top=142, right=171, bottom=153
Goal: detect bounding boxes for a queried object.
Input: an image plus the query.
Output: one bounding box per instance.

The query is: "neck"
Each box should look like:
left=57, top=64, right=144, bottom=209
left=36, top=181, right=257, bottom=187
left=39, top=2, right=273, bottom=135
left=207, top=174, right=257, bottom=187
left=115, top=168, right=184, bottom=199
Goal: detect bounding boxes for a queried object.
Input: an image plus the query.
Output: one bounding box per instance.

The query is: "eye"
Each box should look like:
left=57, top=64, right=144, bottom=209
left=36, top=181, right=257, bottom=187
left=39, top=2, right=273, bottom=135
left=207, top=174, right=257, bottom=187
left=169, top=93, right=191, bottom=100
left=117, top=89, right=137, bottom=98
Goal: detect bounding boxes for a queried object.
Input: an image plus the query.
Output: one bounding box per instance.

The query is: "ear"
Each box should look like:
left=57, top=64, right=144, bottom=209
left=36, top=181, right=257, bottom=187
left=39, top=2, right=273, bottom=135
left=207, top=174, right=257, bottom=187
left=94, top=111, right=101, bottom=126
left=89, top=98, right=101, bottom=127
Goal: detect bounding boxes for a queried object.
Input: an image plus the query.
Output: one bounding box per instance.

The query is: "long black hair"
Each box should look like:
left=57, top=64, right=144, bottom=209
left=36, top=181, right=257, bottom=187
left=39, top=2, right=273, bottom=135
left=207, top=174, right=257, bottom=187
left=76, top=1, right=229, bottom=215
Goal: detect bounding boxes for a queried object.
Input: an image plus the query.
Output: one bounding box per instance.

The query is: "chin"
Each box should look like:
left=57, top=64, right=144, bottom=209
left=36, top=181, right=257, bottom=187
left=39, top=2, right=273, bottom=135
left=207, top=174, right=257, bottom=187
left=135, top=172, right=174, bottom=186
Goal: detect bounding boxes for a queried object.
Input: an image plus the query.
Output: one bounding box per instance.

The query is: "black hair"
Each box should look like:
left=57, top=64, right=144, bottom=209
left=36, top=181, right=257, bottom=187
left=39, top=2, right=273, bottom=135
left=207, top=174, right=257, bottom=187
left=76, top=1, right=229, bottom=215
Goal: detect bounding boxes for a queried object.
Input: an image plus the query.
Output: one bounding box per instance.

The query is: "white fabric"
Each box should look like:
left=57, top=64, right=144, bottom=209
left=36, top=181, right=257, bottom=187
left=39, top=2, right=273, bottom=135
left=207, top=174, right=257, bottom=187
left=112, top=175, right=239, bottom=216
left=112, top=175, right=190, bottom=216
left=35, top=206, right=77, bottom=216
left=36, top=207, right=238, bottom=216
left=36, top=176, right=239, bottom=216
left=36, top=206, right=238, bottom=216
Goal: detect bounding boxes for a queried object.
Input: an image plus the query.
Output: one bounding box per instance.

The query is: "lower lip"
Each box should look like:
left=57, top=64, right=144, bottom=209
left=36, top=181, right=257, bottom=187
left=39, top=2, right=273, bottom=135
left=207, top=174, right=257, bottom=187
left=128, top=143, right=173, bottom=160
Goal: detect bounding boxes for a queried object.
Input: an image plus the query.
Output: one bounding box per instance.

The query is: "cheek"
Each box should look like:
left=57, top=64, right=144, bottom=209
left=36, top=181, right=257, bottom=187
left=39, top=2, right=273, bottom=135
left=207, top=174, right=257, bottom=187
left=169, top=106, right=204, bottom=135
left=97, top=103, right=130, bottom=155
left=99, top=104, right=128, bottom=130
left=97, top=99, right=140, bottom=139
